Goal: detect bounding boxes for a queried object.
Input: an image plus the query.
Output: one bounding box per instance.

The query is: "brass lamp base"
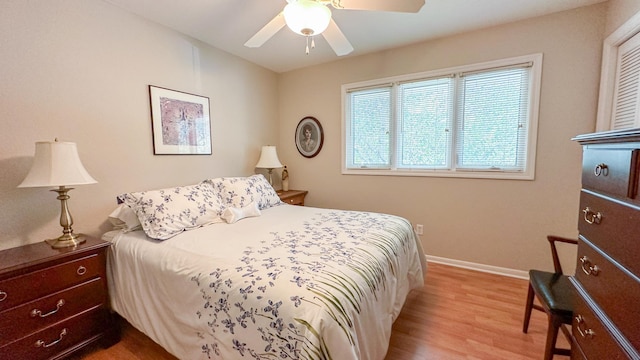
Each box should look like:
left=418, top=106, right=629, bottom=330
left=46, top=233, right=86, bottom=249
left=44, top=186, right=87, bottom=249
left=266, top=168, right=275, bottom=186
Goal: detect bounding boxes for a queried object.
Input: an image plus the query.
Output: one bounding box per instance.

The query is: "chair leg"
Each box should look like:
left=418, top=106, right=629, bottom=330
left=523, top=283, right=535, bottom=333
left=543, top=315, right=562, bottom=360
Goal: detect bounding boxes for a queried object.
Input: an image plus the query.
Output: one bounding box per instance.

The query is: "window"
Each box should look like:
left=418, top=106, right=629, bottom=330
left=596, top=11, right=640, bottom=132
left=342, top=54, right=542, bottom=180
left=610, top=31, right=640, bottom=130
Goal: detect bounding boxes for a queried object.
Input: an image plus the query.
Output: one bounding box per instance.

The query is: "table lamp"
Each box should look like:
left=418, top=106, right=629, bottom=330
left=18, top=139, right=97, bottom=248
left=255, top=145, right=283, bottom=186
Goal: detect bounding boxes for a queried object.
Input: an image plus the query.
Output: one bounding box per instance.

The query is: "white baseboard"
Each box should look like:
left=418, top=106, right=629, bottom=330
left=425, top=255, right=529, bottom=280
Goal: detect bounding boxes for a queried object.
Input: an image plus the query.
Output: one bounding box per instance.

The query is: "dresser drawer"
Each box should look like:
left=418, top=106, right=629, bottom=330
left=575, top=239, right=640, bottom=348
left=582, top=148, right=639, bottom=199
left=571, top=341, right=588, bottom=360
left=0, top=307, right=107, bottom=360
left=0, top=252, right=105, bottom=312
left=572, top=290, right=631, bottom=360
left=578, top=191, right=640, bottom=277
left=0, top=277, right=106, bottom=347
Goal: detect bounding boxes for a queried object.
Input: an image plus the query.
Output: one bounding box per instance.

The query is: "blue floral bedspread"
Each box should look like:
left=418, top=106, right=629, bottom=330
left=107, top=206, right=425, bottom=360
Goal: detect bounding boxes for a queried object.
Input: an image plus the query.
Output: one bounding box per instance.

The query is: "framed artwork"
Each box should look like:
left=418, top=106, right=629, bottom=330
left=295, top=116, right=324, bottom=158
left=149, top=85, right=212, bottom=155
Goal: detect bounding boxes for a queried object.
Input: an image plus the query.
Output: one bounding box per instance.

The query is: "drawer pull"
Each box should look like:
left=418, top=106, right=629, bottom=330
left=77, top=265, right=87, bottom=276
left=582, top=207, right=602, bottom=224
left=34, top=328, right=67, bottom=348
left=579, top=256, right=600, bottom=276
left=0, top=290, right=6, bottom=301
left=594, top=163, right=608, bottom=176
left=575, top=315, right=595, bottom=339
left=31, top=299, right=65, bottom=318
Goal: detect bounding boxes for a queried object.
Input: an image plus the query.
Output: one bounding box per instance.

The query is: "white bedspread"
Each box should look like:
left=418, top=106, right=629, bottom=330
left=105, top=205, right=426, bottom=360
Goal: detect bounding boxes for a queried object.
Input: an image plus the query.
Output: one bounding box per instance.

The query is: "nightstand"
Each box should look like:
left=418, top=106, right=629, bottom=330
left=0, top=236, right=119, bottom=359
left=277, top=190, right=308, bottom=206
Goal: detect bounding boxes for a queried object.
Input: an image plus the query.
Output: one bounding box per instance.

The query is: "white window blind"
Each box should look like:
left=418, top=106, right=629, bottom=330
left=347, top=86, right=392, bottom=168
left=342, top=54, right=542, bottom=180
left=611, top=31, right=640, bottom=130
left=396, top=77, right=454, bottom=169
left=456, top=66, right=530, bottom=171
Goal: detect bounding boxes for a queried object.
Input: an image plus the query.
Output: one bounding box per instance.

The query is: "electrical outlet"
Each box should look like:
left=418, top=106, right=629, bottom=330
left=415, top=224, right=423, bottom=235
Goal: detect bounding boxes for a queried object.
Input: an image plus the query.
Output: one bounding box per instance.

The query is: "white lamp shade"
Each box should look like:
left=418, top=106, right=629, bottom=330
left=255, top=146, right=283, bottom=169
left=284, top=0, right=332, bottom=36
left=18, top=140, right=97, bottom=188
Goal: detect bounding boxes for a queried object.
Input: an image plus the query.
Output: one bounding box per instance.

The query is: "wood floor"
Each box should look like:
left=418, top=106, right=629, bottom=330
left=78, top=262, right=570, bottom=360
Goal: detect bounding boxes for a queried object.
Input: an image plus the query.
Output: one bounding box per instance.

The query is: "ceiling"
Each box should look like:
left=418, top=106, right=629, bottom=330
left=103, top=0, right=607, bottom=73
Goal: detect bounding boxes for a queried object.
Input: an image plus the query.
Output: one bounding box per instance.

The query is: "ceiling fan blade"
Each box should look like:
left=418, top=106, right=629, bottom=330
left=333, top=0, right=425, bottom=13
left=244, top=12, right=286, bottom=48
left=322, top=19, right=353, bottom=56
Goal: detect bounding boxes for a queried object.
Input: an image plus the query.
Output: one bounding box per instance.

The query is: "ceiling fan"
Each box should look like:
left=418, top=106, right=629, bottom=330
left=244, top=0, right=425, bottom=56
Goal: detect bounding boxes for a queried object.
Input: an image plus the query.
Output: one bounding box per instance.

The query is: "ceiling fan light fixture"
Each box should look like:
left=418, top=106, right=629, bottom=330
left=283, top=0, right=332, bottom=36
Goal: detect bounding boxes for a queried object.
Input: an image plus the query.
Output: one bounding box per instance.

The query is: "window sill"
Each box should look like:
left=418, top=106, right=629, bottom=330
left=341, top=168, right=535, bottom=180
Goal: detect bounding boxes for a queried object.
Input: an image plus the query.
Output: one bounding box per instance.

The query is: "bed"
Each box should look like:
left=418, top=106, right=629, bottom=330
left=104, top=175, right=426, bottom=360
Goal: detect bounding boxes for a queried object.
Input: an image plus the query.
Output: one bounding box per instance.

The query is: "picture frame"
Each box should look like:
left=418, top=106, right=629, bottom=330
left=295, top=116, right=324, bottom=158
left=149, top=85, right=212, bottom=155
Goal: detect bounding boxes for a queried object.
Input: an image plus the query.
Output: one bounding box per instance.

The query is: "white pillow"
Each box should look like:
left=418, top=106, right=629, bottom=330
left=108, top=203, right=141, bottom=232
left=117, top=183, right=224, bottom=240
left=205, top=174, right=282, bottom=210
left=221, top=201, right=261, bottom=224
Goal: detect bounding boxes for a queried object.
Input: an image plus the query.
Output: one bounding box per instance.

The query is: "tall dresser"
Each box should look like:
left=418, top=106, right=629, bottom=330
left=571, top=129, right=640, bottom=360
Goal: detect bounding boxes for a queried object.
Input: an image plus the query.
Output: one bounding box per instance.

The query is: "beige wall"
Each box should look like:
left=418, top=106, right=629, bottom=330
left=277, top=4, right=608, bottom=272
left=0, top=0, right=279, bottom=250
left=606, top=0, right=640, bottom=35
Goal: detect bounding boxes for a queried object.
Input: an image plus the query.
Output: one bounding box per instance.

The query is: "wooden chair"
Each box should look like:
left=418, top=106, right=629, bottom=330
left=522, top=235, right=578, bottom=360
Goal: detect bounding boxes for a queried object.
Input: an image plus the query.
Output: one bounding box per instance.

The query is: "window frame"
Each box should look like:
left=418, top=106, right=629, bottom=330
left=341, top=53, right=543, bottom=180
left=596, top=11, right=640, bottom=132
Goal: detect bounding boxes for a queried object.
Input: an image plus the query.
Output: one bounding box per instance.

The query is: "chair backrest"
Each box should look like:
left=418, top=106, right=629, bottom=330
left=547, top=235, right=578, bottom=275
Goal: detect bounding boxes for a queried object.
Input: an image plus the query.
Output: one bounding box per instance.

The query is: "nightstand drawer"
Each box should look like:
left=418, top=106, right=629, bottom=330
left=0, top=306, right=107, bottom=360
left=0, top=277, right=106, bottom=346
left=278, top=190, right=308, bottom=206
left=284, top=193, right=305, bottom=205
left=0, top=253, right=105, bottom=312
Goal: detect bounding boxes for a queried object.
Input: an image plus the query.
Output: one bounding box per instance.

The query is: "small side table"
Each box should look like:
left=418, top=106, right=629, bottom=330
left=277, top=190, right=308, bottom=206
left=0, top=236, right=119, bottom=359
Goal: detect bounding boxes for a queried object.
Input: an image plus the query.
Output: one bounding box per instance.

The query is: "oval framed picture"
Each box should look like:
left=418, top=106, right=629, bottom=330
left=295, top=116, right=324, bottom=158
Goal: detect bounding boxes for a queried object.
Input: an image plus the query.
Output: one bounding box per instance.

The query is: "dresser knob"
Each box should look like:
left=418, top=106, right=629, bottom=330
left=594, top=163, right=608, bottom=176
left=76, top=265, right=87, bottom=276
left=575, top=315, right=595, bottom=339
left=582, top=207, right=602, bottom=225
left=579, top=256, right=600, bottom=276
left=0, top=290, right=6, bottom=302
left=34, top=328, right=67, bottom=348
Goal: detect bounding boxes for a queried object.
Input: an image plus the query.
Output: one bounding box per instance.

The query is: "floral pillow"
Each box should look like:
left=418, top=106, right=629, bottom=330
left=205, top=174, right=283, bottom=210
left=117, top=183, right=225, bottom=240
